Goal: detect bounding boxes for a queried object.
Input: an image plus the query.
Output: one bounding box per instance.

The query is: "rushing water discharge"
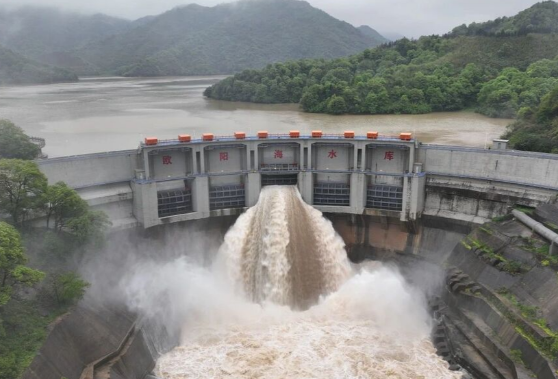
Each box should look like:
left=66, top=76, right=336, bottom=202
left=145, top=186, right=462, bottom=379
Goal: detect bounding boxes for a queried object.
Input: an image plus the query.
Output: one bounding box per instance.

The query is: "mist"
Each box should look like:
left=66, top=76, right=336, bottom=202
left=74, top=186, right=454, bottom=378
left=0, top=0, right=545, bottom=38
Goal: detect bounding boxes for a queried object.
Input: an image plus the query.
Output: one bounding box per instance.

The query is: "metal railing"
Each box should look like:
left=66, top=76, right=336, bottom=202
left=260, top=163, right=299, bottom=172
left=314, top=182, right=351, bottom=206
left=158, top=189, right=193, bottom=218
left=366, top=185, right=403, bottom=211
left=142, top=133, right=413, bottom=147
left=209, top=185, right=245, bottom=210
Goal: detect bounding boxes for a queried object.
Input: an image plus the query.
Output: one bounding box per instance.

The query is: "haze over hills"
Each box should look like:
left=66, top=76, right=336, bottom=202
left=0, top=0, right=388, bottom=79
left=0, top=44, right=77, bottom=85
left=0, top=7, right=130, bottom=61
left=75, top=0, right=388, bottom=76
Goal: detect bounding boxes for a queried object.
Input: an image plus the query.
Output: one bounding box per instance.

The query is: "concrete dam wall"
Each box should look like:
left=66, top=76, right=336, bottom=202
left=37, top=135, right=558, bottom=231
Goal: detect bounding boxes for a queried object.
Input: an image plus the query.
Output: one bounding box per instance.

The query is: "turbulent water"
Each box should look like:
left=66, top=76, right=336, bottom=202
left=146, top=186, right=462, bottom=379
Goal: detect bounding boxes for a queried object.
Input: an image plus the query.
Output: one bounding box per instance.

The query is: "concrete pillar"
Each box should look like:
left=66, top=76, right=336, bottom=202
left=409, top=174, right=426, bottom=221
left=131, top=181, right=158, bottom=228
left=400, top=176, right=410, bottom=222
left=143, top=150, right=151, bottom=179
left=350, top=172, right=366, bottom=213
left=192, top=176, right=210, bottom=215
left=253, top=142, right=259, bottom=170
left=298, top=171, right=313, bottom=205
left=246, top=172, right=261, bottom=207
left=199, top=147, right=206, bottom=173
left=308, top=143, right=313, bottom=170
left=192, top=147, right=199, bottom=174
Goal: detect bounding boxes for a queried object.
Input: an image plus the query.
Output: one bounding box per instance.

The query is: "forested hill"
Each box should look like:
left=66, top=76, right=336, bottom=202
left=204, top=1, right=558, bottom=153
left=0, top=7, right=130, bottom=63
left=0, top=45, right=77, bottom=85
left=450, top=0, right=558, bottom=36
left=73, top=0, right=387, bottom=76
left=358, top=26, right=389, bottom=44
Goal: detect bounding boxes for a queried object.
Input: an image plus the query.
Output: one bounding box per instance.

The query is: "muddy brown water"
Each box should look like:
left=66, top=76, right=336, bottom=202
left=0, top=76, right=511, bottom=157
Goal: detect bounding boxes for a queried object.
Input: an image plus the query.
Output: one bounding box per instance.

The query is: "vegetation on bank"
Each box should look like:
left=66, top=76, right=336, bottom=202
left=204, top=1, right=558, bottom=153
left=0, top=121, right=108, bottom=378
left=503, top=85, right=558, bottom=153
left=0, top=120, right=41, bottom=160
left=204, top=35, right=558, bottom=115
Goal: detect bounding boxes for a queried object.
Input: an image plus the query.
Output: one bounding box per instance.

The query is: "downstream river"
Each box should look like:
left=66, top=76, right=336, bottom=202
left=0, top=76, right=512, bottom=158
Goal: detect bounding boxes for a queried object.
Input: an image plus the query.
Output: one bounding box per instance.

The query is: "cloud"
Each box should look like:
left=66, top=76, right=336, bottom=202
left=0, top=0, right=544, bottom=37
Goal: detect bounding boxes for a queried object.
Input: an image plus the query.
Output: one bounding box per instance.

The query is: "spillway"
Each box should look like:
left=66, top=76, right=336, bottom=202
left=155, top=186, right=461, bottom=379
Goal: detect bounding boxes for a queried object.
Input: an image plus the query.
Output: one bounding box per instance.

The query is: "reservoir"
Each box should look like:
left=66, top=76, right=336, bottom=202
left=0, top=76, right=512, bottom=157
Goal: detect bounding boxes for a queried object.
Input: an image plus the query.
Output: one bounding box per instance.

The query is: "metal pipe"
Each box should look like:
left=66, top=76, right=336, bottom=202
left=512, top=209, right=558, bottom=255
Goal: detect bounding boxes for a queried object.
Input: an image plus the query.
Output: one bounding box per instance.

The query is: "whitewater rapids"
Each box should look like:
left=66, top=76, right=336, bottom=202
left=142, top=186, right=461, bottom=379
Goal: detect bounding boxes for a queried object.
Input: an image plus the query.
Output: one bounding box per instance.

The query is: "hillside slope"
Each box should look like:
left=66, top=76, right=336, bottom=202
left=204, top=1, right=558, bottom=116
left=450, top=0, right=558, bottom=36
left=358, top=25, right=389, bottom=44
left=75, top=0, right=387, bottom=76
left=0, top=7, right=130, bottom=63
left=0, top=44, right=77, bottom=85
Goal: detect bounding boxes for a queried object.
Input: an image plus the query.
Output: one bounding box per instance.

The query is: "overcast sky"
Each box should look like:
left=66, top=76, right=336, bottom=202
left=0, top=0, right=545, bottom=37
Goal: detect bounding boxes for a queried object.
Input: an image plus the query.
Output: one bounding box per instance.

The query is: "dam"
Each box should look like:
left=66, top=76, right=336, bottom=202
left=36, top=131, right=558, bottom=230
left=23, top=131, right=558, bottom=379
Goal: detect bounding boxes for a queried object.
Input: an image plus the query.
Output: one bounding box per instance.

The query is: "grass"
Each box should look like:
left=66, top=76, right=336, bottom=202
left=544, top=221, right=558, bottom=233
left=515, top=205, right=535, bottom=215
left=484, top=290, right=558, bottom=359
left=519, top=236, right=556, bottom=267
left=494, top=291, right=558, bottom=359
left=0, top=300, right=69, bottom=379
left=479, top=226, right=494, bottom=235
left=510, top=349, right=524, bottom=364
left=466, top=236, right=523, bottom=274
left=492, top=214, right=510, bottom=223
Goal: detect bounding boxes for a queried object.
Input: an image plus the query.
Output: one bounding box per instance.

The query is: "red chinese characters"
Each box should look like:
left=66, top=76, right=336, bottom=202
left=162, top=156, right=172, bottom=165
left=328, top=150, right=337, bottom=159
left=384, top=151, right=394, bottom=161
left=219, top=152, right=229, bottom=161
left=274, top=150, right=283, bottom=159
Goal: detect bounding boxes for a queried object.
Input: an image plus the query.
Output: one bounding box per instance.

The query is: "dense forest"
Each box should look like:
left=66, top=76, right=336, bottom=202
left=503, top=86, right=558, bottom=153
left=0, top=120, right=108, bottom=378
left=449, top=0, right=558, bottom=37
left=0, top=45, right=77, bottom=85
left=204, top=1, right=558, bottom=153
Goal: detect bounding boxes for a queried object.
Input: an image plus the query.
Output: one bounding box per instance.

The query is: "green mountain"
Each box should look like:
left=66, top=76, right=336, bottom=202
left=204, top=1, right=558, bottom=114
left=0, top=44, right=77, bottom=85
left=504, top=85, right=558, bottom=153
left=358, top=25, right=389, bottom=44
left=450, top=0, right=558, bottom=36
left=73, top=0, right=387, bottom=76
left=0, top=6, right=130, bottom=65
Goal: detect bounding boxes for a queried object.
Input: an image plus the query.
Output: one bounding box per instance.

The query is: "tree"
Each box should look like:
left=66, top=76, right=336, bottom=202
left=0, top=222, right=44, bottom=307
left=50, top=272, right=89, bottom=306
left=44, top=182, right=88, bottom=232
left=0, top=120, right=40, bottom=160
left=0, top=160, right=47, bottom=225
left=67, top=210, right=111, bottom=247
left=326, top=95, right=347, bottom=115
